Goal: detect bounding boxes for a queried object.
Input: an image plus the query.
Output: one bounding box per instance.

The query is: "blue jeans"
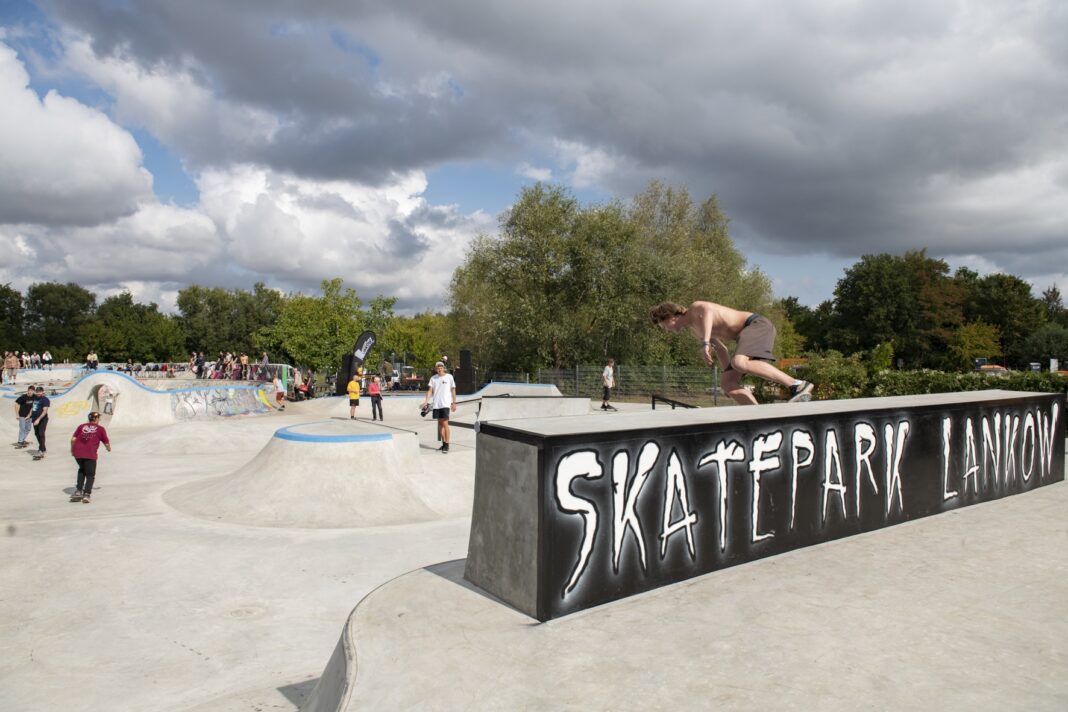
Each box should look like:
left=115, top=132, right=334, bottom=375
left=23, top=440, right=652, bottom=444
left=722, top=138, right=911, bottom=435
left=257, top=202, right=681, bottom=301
left=17, top=416, right=32, bottom=444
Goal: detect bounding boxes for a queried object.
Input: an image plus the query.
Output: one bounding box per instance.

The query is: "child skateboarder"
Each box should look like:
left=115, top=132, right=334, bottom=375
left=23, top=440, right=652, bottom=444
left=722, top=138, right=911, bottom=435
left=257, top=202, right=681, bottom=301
left=651, top=301, right=813, bottom=406
left=70, top=411, right=111, bottom=503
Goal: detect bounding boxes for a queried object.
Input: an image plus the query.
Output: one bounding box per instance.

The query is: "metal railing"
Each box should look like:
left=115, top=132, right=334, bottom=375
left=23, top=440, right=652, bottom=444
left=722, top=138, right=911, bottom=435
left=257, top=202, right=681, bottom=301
left=537, top=365, right=722, bottom=405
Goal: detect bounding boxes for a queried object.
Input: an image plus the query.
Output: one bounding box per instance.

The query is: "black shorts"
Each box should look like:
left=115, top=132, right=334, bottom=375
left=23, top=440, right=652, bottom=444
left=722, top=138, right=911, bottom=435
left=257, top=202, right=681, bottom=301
left=432, top=407, right=450, bottom=420
left=349, top=398, right=359, bottom=406
left=602, top=385, right=612, bottom=400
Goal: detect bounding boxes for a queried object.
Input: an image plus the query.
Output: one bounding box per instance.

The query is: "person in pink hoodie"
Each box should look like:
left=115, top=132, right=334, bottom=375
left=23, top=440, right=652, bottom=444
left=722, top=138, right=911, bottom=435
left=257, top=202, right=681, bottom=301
left=69, top=412, right=111, bottom=504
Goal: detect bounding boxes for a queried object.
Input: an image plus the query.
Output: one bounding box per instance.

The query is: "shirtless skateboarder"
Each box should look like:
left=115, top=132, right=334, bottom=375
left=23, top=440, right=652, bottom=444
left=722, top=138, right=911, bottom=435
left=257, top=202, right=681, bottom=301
left=650, top=301, right=813, bottom=406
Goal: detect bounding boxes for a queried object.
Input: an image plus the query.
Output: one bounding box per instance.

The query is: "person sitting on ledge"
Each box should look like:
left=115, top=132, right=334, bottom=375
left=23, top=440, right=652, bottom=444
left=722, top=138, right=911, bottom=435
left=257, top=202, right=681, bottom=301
left=650, top=300, right=813, bottom=406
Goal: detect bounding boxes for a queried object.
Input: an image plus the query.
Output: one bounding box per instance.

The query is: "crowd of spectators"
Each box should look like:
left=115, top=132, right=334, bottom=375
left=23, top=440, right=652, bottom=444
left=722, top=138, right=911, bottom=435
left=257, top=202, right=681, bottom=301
left=2, top=350, right=55, bottom=383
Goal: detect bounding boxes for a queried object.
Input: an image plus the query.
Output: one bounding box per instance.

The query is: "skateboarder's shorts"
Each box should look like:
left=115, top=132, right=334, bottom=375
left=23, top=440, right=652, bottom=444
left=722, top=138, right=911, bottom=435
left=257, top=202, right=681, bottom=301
left=276, top=392, right=285, bottom=402
left=432, top=407, right=450, bottom=420
left=602, top=385, right=611, bottom=400
left=734, top=314, right=776, bottom=362
left=349, top=398, right=359, bottom=406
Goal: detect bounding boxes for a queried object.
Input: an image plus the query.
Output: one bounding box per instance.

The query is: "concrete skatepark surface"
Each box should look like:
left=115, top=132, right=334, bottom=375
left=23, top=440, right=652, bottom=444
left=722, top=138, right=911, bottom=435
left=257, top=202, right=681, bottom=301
left=1, top=383, right=1065, bottom=711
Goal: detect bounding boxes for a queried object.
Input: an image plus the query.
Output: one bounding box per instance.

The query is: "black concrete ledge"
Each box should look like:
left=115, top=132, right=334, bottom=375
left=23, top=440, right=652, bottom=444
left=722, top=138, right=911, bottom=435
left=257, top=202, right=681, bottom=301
left=465, top=390, right=1065, bottom=621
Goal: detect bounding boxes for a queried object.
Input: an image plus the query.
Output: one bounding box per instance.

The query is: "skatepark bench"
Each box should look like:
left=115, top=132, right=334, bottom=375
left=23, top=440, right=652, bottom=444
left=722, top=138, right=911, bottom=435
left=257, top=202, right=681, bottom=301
left=465, top=390, right=1065, bottom=621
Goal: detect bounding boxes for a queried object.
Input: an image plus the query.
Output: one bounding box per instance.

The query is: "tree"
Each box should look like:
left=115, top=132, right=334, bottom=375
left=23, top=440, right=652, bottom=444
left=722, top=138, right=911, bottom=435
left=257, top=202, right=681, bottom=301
left=176, top=282, right=284, bottom=356
left=0, top=283, right=22, bottom=346
left=258, top=279, right=389, bottom=374
left=23, top=282, right=96, bottom=357
left=1040, top=285, right=1067, bottom=327
left=450, top=181, right=777, bottom=371
left=962, top=273, right=1045, bottom=366
left=381, top=312, right=449, bottom=369
left=1019, top=323, right=1068, bottom=365
left=947, top=321, right=1002, bottom=372
left=830, top=251, right=963, bottom=367
left=78, top=292, right=185, bottom=362
left=831, top=254, right=917, bottom=357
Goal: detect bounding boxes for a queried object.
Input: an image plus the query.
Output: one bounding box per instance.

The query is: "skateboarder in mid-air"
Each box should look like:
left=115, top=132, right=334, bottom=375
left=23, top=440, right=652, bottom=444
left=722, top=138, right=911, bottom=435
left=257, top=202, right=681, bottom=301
left=650, top=301, right=813, bottom=406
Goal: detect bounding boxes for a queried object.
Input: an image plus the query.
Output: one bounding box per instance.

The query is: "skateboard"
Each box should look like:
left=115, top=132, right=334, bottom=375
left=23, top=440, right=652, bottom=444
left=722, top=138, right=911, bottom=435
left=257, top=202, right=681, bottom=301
left=70, top=491, right=82, bottom=503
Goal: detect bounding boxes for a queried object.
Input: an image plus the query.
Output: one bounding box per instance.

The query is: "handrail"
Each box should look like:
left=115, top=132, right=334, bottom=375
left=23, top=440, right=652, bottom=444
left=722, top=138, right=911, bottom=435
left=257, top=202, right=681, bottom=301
left=650, top=394, right=698, bottom=410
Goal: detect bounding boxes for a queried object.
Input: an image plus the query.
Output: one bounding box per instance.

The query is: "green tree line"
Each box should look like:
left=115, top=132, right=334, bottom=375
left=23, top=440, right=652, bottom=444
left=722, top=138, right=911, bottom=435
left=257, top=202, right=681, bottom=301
left=781, top=251, right=1068, bottom=370
left=2, top=182, right=1065, bottom=376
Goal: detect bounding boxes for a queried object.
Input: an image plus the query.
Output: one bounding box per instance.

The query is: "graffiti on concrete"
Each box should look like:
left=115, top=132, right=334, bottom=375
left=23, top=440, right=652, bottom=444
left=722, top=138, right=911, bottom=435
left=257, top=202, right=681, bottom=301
left=171, top=386, right=274, bottom=421
left=56, top=399, right=91, bottom=418
left=549, top=398, right=1063, bottom=616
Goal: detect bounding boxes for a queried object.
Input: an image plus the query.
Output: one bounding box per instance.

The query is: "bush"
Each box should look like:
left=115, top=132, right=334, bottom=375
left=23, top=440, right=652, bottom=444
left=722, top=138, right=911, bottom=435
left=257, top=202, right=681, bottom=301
left=802, top=351, right=869, bottom=400
left=872, top=369, right=1068, bottom=397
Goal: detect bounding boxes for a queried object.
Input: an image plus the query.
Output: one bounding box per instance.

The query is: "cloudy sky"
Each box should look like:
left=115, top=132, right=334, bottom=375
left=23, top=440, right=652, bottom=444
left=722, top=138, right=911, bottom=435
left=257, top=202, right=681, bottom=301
left=1, top=0, right=1065, bottom=313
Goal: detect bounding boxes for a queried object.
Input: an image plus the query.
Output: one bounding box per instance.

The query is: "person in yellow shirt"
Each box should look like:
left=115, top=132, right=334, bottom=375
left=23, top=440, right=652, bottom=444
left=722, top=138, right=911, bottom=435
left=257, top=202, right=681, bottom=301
left=347, top=369, right=362, bottom=419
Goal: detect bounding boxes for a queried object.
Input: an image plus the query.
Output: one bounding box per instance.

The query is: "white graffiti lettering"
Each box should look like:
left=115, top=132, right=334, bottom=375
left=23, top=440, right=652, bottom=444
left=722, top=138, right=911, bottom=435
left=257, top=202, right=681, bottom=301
left=697, top=439, right=745, bottom=552
left=660, top=451, right=697, bottom=559
left=883, top=421, right=908, bottom=516
left=821, top=430, right=847, bottom=524
left=962, top=418, right=979, bottom=496
left=555, top=451, right=603, bottom=595
left=611, top=442, right=659, bottom=573
left=854, top=423, right=879, bottom=517
left=1022, top=412, right=1036, bottom=482
left=981, top=414, right=1002, bottom=490
left=789, top=430, right=815, bottom=531
left=942, top=417, right=959, bottom=501
left=1039, top=404, right=1060, bottom=480
left=748, top=432, right=782, bottom=543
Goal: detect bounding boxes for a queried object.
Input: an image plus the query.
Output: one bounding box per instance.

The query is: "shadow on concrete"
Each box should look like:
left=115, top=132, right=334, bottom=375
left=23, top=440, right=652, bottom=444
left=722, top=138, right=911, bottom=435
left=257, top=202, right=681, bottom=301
left=423, top=559, right=540, bottom=625
left=277, top=677, right=318, bottom=708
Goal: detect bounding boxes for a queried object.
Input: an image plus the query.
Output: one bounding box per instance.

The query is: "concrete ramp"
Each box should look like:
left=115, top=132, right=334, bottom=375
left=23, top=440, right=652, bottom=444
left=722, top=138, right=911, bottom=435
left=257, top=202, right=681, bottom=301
left=452, top=395, right=592, bottom=429
left=1, top=371, right=276, bottom=430
left=470, top=381, right=562, bottom=398
left=164, top=420, right=470, bottom=528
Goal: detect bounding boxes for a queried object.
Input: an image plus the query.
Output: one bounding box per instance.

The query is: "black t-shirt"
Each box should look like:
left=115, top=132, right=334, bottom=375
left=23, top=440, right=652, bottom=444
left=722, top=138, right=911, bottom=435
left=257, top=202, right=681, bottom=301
left=31, top=396, right=50, bottom=421
left=15, top=394, right=34, bottom=417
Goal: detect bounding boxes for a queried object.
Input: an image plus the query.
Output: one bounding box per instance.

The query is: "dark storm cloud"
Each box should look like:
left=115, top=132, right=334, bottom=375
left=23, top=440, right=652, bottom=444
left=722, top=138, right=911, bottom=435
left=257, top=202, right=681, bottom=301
left=36, top=0, right=1068, bottom=273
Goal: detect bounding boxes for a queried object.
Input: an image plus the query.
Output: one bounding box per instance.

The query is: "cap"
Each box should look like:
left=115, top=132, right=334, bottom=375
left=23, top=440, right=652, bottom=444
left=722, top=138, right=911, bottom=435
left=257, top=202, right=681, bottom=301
left=435, top=361, right=445, bottom=368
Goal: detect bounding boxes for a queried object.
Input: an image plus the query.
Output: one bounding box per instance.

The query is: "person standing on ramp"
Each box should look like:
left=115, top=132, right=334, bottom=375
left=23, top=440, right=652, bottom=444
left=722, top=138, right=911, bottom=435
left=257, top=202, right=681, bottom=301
left=13, top=384, right=34, bottom=449
left=347, top=371, right=361, bottom=419
left=650, top=301, right=813, bottom=405
left=600, top=358, right=617, bottom=411
left=70, top=411, right=111, bottom=503
left=31, top=386, right=50, bottom=460
left=423, top=361, right=457, bottom=453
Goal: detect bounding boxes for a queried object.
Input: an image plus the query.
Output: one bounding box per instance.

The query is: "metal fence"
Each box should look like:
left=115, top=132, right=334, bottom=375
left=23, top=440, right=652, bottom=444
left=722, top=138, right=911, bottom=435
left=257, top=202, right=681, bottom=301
left=493, top=365, right=727, bottom=405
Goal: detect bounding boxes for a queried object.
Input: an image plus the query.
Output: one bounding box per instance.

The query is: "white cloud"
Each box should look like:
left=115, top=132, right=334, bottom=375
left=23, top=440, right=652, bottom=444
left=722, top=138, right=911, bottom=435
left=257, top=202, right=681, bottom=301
left=552, top=139, right=619, bottom=189
left=0, top=203, right=220, bottom=287
left=197, top=165, right=493, bottom=309
left=516, top=162, right=553, bottom=182
left=0, top=41, right=153, bottom=226
left=62, top=35, right=279, bottom=165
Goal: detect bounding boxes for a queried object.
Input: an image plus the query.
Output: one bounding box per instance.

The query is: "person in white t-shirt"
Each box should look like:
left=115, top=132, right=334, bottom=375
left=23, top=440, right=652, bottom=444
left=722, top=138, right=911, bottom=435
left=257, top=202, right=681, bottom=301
left=422, top=361, right=457, bottom=453
left=601, top=358, right=616, bottom=410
